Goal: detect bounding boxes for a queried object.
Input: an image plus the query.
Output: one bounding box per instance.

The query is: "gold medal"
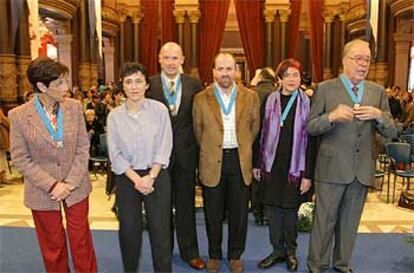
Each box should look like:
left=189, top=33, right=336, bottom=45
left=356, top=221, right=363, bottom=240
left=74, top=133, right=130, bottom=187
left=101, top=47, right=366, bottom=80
left=353, top=103, right=360, bottom=109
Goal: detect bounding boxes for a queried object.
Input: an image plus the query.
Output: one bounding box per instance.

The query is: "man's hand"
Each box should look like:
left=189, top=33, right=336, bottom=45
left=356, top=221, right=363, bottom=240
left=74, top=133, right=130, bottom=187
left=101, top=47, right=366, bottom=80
left=354, top=106, right=382, bottom=122
left=328, top=104, right=354, bottom=123
left=50, top=182, right=71, bottom=201
left=300, top=178, right=311, bottom=195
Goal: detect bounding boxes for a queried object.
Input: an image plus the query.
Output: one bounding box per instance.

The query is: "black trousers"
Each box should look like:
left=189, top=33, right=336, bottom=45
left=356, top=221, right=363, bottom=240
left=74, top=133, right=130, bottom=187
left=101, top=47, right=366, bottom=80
left=170, top=163, right=200, bottom=260
left=116, top=169, right=172, bottom=273
left=266, top=206, right=298, bottom=256
left=202, top=149, right=249, bottom=260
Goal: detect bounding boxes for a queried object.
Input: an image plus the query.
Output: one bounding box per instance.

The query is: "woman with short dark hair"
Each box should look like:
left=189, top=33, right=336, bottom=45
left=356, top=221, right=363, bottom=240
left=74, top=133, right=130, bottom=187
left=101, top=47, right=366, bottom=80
left=253, top=59, right=316, bottom=272
left=107, top=62, right=173, bottom=272
left=9, top=57, right=97, bottom=273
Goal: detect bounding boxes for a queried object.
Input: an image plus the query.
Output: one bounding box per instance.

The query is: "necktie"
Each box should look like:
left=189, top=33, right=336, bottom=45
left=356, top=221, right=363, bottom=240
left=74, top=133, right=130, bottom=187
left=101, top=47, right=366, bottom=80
left=51, top=102, right=60, bottom=131
left=169, top=81, right=175, bottom=96
left=352, top=86, right=358, bottom=96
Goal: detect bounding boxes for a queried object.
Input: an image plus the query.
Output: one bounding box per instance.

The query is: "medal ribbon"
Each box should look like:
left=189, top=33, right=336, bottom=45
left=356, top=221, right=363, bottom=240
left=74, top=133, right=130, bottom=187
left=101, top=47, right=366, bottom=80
left=34, top=94, right=63, bottom=143
left=161, top=76, right=181, bottom=107
left=280, top=90, right=299, bottom=126
left=340, top=74, right=364, bottom=105
left=213, top=84, right=237, bottom=117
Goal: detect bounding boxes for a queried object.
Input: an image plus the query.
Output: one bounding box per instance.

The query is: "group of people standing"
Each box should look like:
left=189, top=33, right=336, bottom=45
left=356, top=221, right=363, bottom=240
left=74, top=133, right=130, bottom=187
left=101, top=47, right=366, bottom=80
left=8, top=38, right=396, bottom=273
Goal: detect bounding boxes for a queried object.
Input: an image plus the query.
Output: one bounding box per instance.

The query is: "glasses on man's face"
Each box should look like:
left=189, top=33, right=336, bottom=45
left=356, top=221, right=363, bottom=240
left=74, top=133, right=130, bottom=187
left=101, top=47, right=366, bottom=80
left=348, top=56, right=372, bottom=65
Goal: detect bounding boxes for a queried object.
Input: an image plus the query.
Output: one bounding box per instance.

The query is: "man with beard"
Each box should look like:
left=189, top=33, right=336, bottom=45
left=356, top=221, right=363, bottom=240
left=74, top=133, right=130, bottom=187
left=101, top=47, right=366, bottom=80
left=147, top=42, right=205, bottom=270
left=306, top=39, right=396, bottom=273
left=193, top=53, right=260, bottom=273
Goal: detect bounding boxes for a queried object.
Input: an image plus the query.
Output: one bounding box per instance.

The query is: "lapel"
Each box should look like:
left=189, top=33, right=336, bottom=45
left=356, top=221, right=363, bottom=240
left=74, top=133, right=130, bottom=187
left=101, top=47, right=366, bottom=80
left=26, top=100, right=58, bottom=147
left=361, top=81, right=372, bottom=106
left=235, top=86, right=246, bottom=128
left=175, top=74, right=187, bottom=119
left=336, top=78, right=354, bottom=107
left=61, top=101, right=75, bottom=148
left=153, top=75, right=169, bottom=106
left=206, top=87, right=223, bottom=127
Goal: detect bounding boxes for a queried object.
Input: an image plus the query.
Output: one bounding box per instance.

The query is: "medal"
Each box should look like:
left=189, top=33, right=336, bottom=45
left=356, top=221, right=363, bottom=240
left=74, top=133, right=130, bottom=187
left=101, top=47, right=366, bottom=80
left=57, top=141, right=63, bottom=148
left=353, top=103, right=360, bottom=109
left=280, top=121, right=284, bottom=127
left=169, top=104, right=176, bottom=112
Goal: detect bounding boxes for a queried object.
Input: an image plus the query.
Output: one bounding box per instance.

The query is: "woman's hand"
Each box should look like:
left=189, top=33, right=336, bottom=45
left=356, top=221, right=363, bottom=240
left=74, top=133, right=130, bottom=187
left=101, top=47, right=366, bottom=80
left=252, top=168, right=261, bottom=181
left=300, top=178, right=311, bottom=195
left=50, top=182, right=71, bottom=201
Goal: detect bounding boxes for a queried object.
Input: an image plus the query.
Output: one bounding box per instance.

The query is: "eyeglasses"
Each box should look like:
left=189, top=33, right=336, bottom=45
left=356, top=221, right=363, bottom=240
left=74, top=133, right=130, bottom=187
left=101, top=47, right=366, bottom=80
left=348, top=56, right=372, bottom=64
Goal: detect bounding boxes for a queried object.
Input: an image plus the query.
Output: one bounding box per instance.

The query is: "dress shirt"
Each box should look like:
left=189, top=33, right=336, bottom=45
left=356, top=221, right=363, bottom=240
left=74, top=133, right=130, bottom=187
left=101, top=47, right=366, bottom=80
left=107, top=98, right=173, bottom=175
left=214, top=82, right=238, bottom=149
left=161, top=72, right=182, bottom=111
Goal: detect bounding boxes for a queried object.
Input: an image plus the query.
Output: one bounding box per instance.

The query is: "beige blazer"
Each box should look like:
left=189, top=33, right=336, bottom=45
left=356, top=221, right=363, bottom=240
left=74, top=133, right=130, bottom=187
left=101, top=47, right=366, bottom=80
left=9, top=98, right=92, bottom=210
left=193, top=85, right=260, bottom=187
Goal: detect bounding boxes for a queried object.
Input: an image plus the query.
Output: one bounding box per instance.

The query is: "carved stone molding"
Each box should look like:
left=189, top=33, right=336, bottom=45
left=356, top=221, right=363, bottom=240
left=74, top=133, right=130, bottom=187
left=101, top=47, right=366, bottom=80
left=39, top=0, right=77, bottom=19
left=0, top=54, right=17, bottom=102
left=129, top=7, right=143, bottom=24
left=173, top=10, right=186, bottom=24
left=188, top=10, right=201, bottom=24
left=279, top=9, right=291, bottom=23
left=102, top=6, right=120, bottom=25
left=390, top=0, right=414, bottom=17
left=78, top=63, right=91, bottom=91
left=16, top=56, right=32, bottom=98
left=323, top=10, right=335, bottom=23
left=345, top=4, right=366, bottom=23
left=263, top=9, right=277, bottom=23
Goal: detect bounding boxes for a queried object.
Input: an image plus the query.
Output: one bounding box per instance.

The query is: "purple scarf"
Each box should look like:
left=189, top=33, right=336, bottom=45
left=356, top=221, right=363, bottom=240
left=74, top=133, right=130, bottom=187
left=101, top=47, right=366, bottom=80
left=259, top=89, right=310, bottom=183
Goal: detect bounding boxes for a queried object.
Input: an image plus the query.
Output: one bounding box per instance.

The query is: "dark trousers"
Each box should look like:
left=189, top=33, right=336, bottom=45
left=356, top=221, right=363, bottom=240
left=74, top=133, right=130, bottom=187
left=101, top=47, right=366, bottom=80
left=251, top=179, right=265, bottom=218
left=32, top=198, right=97, bottom=273
left=116, top=169, right=172, bottom=273
left=266, top=206, right=298, bottom=256
left=202, top=149, right=249, bottom=260
left=170, top=163, right=200, bottom=260
left=307, top=180, right=368, bottom=272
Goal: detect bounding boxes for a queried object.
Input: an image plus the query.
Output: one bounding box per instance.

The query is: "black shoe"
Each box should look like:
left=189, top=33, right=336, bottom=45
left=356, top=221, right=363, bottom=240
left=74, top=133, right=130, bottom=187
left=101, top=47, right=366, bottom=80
left=258, top=253, right=286, bottom=269
left=286, top=254, right=298, bottom=272
left=334, top=267, right=353, bottom=273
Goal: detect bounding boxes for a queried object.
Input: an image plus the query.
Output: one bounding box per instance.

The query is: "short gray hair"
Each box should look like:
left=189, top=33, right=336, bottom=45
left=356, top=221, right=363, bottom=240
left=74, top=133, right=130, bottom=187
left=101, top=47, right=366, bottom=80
left=342, top=39, right=370, bottom=58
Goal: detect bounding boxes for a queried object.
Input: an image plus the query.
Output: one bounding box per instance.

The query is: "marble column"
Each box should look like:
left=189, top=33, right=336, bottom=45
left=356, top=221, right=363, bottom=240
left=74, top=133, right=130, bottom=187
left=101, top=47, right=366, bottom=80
left=188, top=10, right=200, bottom=77
left=130, top=10, right=142, bottom=63
left=337, top=14, right=346, bottom=74
left=0, top=54, right=17, bottom=103
left=374, top=0, right=389, bottom=86
left=264, top=9, right=276, bottom=67
left=119, top=14, right=127, bottom=66
left=173, top=10, right=186, bottom=49
left=15, top=1, right=31, bottom=99
left=323, top=12, right=334, bottom=80
left=279, top=10, right=290, bottom=60
left=393, top=33, right=411, bottom=90
left=103, top=46, right=115, bottom=83
left=55, top=34, right=73, bottom=88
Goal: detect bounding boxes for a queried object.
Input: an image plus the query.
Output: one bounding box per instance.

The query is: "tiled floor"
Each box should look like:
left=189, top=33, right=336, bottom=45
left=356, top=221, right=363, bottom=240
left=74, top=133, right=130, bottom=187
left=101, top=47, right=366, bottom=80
left=0, top=171, right=413, bottom=233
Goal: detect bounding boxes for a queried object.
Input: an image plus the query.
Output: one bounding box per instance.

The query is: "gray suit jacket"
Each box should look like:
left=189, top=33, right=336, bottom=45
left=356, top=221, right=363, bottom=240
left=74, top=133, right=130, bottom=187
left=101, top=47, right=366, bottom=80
left=307, top=78, right=396, bottom=186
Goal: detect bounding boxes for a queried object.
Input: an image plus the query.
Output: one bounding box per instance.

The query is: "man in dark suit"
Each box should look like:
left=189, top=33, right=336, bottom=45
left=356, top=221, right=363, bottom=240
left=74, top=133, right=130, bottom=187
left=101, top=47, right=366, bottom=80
left=306, top=39, right=396, bottom=273
left=147, top=42, right=205, bottom=270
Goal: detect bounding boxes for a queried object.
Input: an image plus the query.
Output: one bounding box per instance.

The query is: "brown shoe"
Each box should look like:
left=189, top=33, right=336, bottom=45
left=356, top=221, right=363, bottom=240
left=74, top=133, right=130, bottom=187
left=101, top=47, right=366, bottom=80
left=206, top=259, right=221, bottom=273
left=230, top=259, right=244, bottom=273
left=188, top=257, right=206, bottom=270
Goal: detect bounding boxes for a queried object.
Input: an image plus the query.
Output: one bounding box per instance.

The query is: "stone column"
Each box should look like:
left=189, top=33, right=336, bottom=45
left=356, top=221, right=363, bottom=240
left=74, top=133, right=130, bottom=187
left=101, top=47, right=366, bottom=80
left=0, top=54, right=17, bottom=103
left=337, top=14, right=346, bottom=74
left=323, top=12, right=334, bottom=80
left=264, top=9, right=276, bottom=67
left=55, top=34, right=73, bottom=88
left=393, top=33, right=411, bottom=90
left=119, top=13, right=127, bottom=66
left=188, top=10, right=200, bottom=77
left=15, top=1, right=31, bottom=99
left=173, top=10, right=186, bottom=49
left=279, top=9, right=290, bottom=60
left=103, top=46, right=115, bottom=83
left=374, top=0, right=389, bottom=86
left=130, top=9, right=142, bottom=63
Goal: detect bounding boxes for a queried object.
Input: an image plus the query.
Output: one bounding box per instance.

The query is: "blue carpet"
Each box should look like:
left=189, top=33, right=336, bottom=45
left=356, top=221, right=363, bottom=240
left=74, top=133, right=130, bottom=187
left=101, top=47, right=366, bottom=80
left=0, top=217, right=413, bottom=273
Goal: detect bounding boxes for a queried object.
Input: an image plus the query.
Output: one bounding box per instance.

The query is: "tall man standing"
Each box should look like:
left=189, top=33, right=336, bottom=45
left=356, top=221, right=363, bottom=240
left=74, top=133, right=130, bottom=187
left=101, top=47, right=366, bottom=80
left=147, top=42, right=205, bottom=270
left=193, top=53, right=260, bottom=273
left=307, top=39, right=396, bottom=273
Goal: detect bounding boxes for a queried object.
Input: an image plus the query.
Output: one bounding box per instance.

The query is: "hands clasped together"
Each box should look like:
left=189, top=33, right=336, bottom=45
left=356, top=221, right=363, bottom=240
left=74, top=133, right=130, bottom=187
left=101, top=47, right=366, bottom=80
left=133, top=174, right=155, bottom=196
left=328, top=104, right=383, bottom=123
left=50, top=182, right=76, bottom=202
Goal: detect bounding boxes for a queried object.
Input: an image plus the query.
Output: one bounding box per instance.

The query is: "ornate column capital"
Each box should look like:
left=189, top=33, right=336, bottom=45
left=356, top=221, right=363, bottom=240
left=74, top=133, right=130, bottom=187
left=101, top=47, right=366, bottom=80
left=188, top=10, right=201, bottom=24
left=173, top=9, right=186, bottom=24
left=263, top=8, right=277, bottom=23
left=118, top=9, right=128, bottom=23
left=323, top=10, right=335, bottom=23
left=129, top=7, right=143, bottom=24
left=278, top=9, right=291, bottom=23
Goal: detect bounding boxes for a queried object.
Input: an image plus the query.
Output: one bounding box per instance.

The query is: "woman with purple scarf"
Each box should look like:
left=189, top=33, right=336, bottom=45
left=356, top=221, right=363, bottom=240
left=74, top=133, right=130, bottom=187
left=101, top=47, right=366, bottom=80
left=253, top=59, right=316, bottom=272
